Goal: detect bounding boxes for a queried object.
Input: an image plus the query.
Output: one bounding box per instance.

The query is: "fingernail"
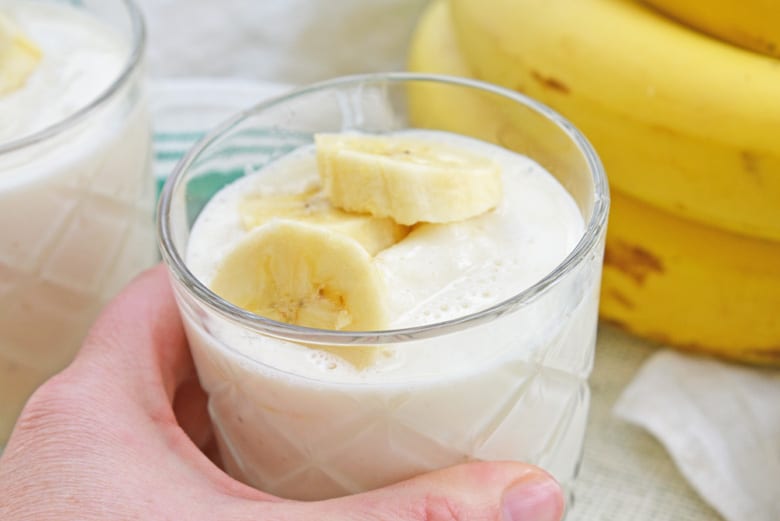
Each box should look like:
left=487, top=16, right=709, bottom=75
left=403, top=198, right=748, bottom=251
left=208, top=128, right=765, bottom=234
left=502, top=476, right=564, bottom=521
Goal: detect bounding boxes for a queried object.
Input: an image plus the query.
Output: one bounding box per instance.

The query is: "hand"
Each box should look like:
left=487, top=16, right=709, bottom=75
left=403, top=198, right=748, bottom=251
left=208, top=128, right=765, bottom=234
left=0, top=265, right=564, bottom=521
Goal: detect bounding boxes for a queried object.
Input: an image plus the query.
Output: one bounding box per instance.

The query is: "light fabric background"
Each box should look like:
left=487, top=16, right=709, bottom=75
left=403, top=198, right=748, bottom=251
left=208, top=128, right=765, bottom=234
left=136, top=0, right=428, bottom=83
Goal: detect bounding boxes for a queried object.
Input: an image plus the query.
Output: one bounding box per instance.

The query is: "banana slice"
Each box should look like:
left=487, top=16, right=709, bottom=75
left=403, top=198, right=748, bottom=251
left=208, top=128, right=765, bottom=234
left=211, top=219, right=388, bottom=332
left=0, top=12, right=42, bottom=96
left=239, top=186, right=409, bottom=256
left=211, top=220, right=389, bottom=369
left=316, top=133, right=503, bottom=225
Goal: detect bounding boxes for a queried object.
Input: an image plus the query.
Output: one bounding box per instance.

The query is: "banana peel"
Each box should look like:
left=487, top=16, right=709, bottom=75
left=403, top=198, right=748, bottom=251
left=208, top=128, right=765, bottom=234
left=448, top=0, right=780, bottom=242
left=408, top=0, right=780, bottom=366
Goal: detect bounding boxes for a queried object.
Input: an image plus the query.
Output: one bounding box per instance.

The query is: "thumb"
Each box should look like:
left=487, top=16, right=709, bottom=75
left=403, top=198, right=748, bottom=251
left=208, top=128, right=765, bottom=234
left=294, top=461, right=565, bottom=521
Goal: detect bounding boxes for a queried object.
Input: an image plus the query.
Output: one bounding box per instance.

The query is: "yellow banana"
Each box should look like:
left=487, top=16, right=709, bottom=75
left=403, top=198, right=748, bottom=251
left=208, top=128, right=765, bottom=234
left=601, top=190, right=780, bottom=366
left=447, top=0, right=780, bottom=242
left=641, top=0, right=780, bottom=58
left=406, top=0, right=502, bottom=142
left=407, top=0, right=585, bottom=196
left=408, top=0, right=780, bottom=366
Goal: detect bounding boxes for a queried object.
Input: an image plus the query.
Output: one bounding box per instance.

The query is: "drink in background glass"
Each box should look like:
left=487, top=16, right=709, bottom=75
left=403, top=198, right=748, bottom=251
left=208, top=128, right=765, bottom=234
left=0, top=0, right=155, bottom=444
left=159, top=74, right=608, bottom=501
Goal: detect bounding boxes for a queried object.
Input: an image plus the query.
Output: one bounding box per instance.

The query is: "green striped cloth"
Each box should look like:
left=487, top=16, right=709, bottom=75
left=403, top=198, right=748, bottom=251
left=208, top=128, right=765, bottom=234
left=149, top=79, right=293, bottom=200
left=153, top=131, right=206, bottom=196
left=153, top=126, right=309, bottom=225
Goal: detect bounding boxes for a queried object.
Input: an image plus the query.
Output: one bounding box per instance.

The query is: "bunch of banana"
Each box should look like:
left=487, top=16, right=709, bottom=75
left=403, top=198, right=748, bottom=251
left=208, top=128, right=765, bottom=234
left=0, top=12, right=41, bottom=95
left=407, top=0, right=780, bottom=365
left=209, top=133, right=502, bottom=368
left=449, top=0, right=780, bottom=242
left=641, top=0, right=780, bottom=58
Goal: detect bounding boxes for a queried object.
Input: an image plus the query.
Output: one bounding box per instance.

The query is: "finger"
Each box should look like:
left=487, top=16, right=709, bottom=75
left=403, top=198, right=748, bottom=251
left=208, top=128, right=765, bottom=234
left=73, top=264, right=192, bottom=412
left=334, top=461, right=564, bottom=521
left=49, top=265, right=231, bottom=481
left=329, top=461, right=564, bottom=521
left=69, top=265, right=278, bottom=498
left=223, top=461, right=564, bottom=521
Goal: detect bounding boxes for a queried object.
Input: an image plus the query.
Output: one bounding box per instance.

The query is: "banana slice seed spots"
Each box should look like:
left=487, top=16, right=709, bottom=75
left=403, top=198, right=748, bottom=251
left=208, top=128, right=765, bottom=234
left=210, top=220, right=388, bottom=332
left=315, top=133, right=503, bottom=225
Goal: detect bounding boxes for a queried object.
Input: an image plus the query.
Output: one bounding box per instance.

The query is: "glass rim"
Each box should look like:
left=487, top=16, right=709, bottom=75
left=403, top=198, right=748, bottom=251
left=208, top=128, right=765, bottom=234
left=158, top=72, right=609, bottom=345
left=0, top=0, right=147, bottom=155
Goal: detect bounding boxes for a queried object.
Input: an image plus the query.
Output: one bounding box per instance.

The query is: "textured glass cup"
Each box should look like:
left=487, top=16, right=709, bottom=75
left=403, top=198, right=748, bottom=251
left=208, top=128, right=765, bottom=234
left=159, top=74, right=609, bottom=501
left=0, top=0, right=155, bottom=444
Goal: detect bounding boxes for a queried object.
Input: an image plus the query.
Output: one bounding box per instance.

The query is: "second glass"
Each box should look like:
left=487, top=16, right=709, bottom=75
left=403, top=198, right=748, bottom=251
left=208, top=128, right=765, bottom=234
left=0, top=0, right=155, bottom=445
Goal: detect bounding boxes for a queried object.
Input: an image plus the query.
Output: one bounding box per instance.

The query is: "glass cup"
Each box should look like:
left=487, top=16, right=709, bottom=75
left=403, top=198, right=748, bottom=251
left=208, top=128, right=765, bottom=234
left=0, top=0, right=155, bottom=444
left=159, top=73, right=609, bottom=501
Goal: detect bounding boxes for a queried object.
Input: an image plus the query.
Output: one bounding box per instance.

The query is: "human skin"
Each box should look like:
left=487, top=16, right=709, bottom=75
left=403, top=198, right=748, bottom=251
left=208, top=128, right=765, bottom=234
left=0, top=265, right=564, bottom=521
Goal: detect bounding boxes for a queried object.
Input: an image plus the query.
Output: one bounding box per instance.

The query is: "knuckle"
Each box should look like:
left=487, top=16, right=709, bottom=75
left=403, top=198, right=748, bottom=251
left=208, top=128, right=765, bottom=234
left=417, top=494, right=465, bottom=521
left=14, top=370, right=94, bottom=435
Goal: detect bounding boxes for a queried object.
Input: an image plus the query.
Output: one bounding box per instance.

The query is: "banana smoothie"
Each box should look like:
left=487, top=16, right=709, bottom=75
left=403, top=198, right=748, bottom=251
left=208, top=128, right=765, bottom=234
left=182, top=129, right=600, bottom=500
left=0, top=1, right=154, bottom=443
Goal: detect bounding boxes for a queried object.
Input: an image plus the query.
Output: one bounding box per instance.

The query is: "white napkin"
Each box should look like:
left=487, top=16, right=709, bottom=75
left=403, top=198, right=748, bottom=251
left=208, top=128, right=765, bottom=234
left=136, top=0, right=427, bottom=84
left=614, top=350, right=780, bottom=521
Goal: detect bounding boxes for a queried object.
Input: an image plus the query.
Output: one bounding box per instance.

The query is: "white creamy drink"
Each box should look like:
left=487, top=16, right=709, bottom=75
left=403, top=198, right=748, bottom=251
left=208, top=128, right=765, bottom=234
left=184, top=130, right=599, bottom=500
left=0, top=1, right=154, bottom=443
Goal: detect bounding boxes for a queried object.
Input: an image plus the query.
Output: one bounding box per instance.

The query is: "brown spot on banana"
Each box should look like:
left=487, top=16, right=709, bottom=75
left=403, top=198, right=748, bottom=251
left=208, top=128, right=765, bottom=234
left=647, top=123, right=679, bottom=137
left=744, top=347, right=780, bottom=364
left=605, top=289, right=635, bottom=310
left=602, top=317, right=780, bottom=367
left=730, top=29, right=779, bottom=58
left=603, top=240, right=664, bottom=285
left=740, top=150, right=763, bottom=185
left=530, top=70, right=570, bottom=94
left=600, top=316, right=630, bottom=331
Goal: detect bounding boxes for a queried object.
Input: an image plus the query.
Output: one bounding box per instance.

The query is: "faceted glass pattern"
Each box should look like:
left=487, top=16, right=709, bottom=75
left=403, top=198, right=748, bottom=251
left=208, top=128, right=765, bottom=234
left=0, top=92, right=155, bottom=444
